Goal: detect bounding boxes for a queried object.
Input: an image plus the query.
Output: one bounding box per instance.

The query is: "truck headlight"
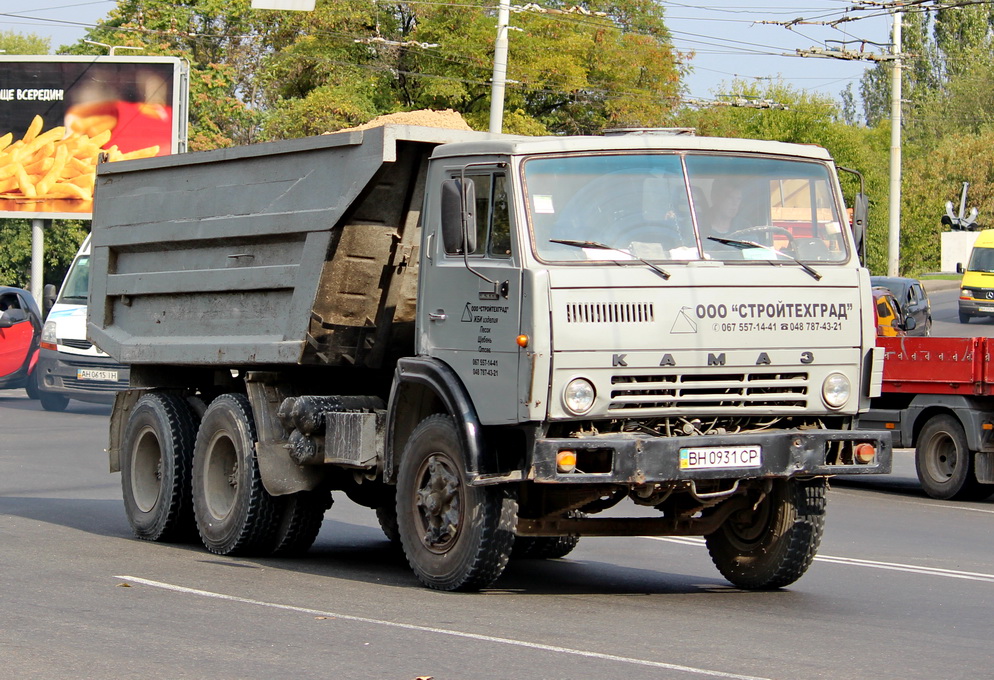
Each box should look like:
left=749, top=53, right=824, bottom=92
left=41, top=320, right=58, bottom=350
left=822, top=372, right=851, bottom=409
left=961, top=289, right=973, bottom=299
left=563, top=378, right=596, bottom=415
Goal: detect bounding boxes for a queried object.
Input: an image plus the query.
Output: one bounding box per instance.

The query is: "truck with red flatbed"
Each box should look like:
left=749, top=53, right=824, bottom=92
left=859, top=335, right=994, bottom=500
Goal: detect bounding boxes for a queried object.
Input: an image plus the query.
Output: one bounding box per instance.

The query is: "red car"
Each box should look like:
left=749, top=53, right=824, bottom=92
left=0, top=286, right=43, bottom=395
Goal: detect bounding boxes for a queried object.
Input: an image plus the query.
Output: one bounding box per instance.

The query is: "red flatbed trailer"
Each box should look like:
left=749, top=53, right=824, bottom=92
left=879, top=336, right=994, bottom=396
left=860, top=336, right=994, bottom=499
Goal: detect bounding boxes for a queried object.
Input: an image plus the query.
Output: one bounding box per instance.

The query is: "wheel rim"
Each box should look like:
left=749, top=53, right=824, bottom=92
left=721, top=494, right=774, bottom=551
left=131, top=425, right=162, bottom=513
left=412, top=452, right=463, bottom=554
left=924, top=432, right=957, bottom=481
left=204, top=431, right=239, bottom=521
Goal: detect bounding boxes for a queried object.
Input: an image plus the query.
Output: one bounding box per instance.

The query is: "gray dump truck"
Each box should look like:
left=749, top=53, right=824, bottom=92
left=89, top=124, right=891, bottom=591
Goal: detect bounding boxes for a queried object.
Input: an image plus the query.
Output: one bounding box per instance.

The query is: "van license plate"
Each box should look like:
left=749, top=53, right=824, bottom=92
left=679, top=446, right=762, bottom=470
left=78, top=369, right=118, bottom=382
left=979, top=306, right=994, bottom=312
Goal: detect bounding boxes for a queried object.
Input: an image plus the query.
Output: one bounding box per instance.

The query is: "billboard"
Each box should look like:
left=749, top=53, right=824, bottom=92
left=0, top=56, right=188, bottom=219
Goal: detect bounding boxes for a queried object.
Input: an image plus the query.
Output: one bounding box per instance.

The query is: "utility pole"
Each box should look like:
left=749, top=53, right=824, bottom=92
left=887, top=6, right=902, bottom=276
left=489, top=0, right=510, bottom=134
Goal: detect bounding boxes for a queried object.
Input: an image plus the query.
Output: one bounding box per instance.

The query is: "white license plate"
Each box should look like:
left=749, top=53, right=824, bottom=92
left=77, top=369, right=118, bottom=382
left=979, top=307, right=994, bottom=312
left=679, top=446, right=762, bottom=470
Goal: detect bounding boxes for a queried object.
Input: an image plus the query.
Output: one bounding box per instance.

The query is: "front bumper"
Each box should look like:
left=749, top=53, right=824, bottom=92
left=959, top=298, right=994, bottom=319
left=36, top=347, right=130, bottom=404
left=530, top=427, right=891, bottom=484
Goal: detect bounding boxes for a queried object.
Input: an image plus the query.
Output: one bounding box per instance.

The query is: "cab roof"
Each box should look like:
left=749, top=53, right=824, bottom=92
left=430, top=132, right=834, bottom=162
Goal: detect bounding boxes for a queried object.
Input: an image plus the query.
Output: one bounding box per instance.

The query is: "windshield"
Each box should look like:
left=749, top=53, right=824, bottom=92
left=525, top=153, right=849, bottom=263
left=58, top=254, right=90, bottom=304
left=968, top=247, right=994, bottom=273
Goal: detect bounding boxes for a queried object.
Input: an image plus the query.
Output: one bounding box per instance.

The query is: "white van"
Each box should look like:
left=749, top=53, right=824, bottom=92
left=35, top=234, right=129, bottom=411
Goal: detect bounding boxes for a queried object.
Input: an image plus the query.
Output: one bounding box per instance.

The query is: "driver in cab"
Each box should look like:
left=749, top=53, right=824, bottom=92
left=698, top=179, right=751, bottom=257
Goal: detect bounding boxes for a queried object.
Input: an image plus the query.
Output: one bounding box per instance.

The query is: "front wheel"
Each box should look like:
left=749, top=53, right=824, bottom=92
left=192, top=393, right=282, bottom=556
left=39, top=390, right=69, bottom=412
left=396, top=414, right=517, bottom=591
left=915, top=414, right=989, bottom=500
left=959, top=311, right=971, bottom=324
left=706, top=478, right=826, bottom=590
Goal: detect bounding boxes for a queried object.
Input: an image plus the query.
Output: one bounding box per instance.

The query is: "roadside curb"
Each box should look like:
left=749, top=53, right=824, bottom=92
left=921, top=278, right=960, bottom=294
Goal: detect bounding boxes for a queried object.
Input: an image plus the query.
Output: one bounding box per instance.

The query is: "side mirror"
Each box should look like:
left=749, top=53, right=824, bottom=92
left=903, top=315, right=917, bottom=332
left=851, top=192, right=868, bottom=257
left=0, top=308, right=27, bottom=327
left=957, top=262, right=965, bottom=274
left=43, top=283, right=57, bottom=314
left=440, top=178, right=477, bottom=254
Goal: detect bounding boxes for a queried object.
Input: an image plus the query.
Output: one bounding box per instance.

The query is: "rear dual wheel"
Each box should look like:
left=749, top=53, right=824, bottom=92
left=192, top=393, right=328, bottom=556
left=915, top=415, right=990, bottom=501
left=120, top=392, right=200, bottom=542
left=193, top=394, right=283, bottom=555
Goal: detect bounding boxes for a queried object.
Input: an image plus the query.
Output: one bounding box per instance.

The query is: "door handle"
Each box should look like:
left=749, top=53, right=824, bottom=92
left=428, top=310, right=447, bottom=322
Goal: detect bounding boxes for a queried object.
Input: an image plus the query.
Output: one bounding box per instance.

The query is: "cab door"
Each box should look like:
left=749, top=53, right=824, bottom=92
left=419, top=167, right=522, bottom=424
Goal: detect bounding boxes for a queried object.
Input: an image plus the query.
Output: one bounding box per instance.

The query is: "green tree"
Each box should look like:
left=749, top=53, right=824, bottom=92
left=0, top=30, right=50, bottom=55
left=0, top=220, right=88, bottom=292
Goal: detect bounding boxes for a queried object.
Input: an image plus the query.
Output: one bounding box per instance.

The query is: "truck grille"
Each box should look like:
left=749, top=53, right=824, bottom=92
left=608, top=371, right=809, bottom=411
left=566, top=302, right=654, bottom=324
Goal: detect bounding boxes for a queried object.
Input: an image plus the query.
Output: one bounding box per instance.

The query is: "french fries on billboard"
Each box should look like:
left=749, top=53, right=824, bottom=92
left=0, top=114, right=159, bottom=202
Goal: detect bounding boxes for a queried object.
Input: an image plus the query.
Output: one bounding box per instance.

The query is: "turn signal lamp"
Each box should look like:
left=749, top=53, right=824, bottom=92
left=557, top=450, right=577, bottom=473
left=854, top=443, right=876, bottom=464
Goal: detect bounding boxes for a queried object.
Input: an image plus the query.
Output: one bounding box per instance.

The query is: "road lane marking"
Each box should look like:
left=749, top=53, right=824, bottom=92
left=115, top=575, right=773, bottom=680
left=831, top=488, right=994, bottom=515
left=643, top=537, right=994, bottom=583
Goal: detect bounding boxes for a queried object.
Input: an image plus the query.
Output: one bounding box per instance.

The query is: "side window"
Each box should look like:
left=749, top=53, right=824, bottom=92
left=449, top=172, right=512, bottom=259
left=490, top=175, right=511, bottom=258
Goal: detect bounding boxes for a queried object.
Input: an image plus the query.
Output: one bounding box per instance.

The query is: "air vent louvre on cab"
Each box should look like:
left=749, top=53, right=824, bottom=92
left=566, top=302, right=654, bottom=323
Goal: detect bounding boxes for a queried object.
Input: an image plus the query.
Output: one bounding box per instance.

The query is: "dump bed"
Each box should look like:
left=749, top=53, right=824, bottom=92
left=878, top=335, right=994, bottom=396
left=87, top=125, right=490, bottom=368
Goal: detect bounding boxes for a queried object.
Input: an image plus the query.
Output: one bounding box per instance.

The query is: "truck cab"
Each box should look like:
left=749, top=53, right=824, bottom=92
left=415, top=135, right=872, bottom=445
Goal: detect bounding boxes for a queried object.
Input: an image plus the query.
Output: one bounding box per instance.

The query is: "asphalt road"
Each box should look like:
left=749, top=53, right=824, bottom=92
left=2, top=390, right=991, bottom=680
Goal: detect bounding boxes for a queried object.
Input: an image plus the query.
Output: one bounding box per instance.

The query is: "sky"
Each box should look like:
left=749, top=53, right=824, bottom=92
left=0, top=1, right=895, bottom=105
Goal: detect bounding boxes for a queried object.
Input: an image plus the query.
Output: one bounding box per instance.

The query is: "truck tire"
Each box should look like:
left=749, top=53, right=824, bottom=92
left=513, top=510, right=583, bottom=560
left=705, top=478, right=826, bottom=590
left=120, top=392, right=199, bottom=542
left=271, top=490, right=332, bottom=556
left=192, top=393, right=282, bottom=556
left=396, top=414, right=517, bottom=591
left=915, top=414, right=989, bottom=500
left=959, top=311, right=971, bottom=324
left=375, top=504, right=400, bottom=544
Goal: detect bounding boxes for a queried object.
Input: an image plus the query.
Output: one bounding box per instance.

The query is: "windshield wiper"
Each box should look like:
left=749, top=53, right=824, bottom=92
left=707, top=236, right=822, bottom=281
left=550, top=239, right=671, bottom=279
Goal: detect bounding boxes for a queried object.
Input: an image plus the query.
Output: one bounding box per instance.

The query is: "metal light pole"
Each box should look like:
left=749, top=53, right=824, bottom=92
left=489, top=0, right=510, bottom=134
left=887, top=6, right=902, bottom=276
